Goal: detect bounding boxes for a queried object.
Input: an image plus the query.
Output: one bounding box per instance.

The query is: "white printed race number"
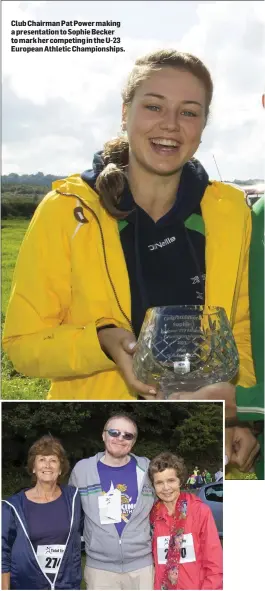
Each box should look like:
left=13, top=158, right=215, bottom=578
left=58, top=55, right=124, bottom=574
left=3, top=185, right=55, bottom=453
left=37, top=544, right=65, bottom=574
left=157, top=536, right=170, bottom=564
left=157, top=534, right=196, bottom=565
left=179, top=534, right=196, bottom=563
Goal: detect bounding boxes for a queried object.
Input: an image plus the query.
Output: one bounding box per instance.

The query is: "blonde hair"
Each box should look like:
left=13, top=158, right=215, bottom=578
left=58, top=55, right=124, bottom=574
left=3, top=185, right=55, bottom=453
left=96, top=49, right=213, bottom=219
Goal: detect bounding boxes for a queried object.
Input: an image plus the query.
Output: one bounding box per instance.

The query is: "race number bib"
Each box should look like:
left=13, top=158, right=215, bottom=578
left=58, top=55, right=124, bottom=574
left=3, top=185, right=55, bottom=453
left=179, top=534, right=196, bottom=563
left=157, top=535, right=170, bottom=564
left=98, top=486, right=121, bottom=525
left=37, top=544, right=65, bottom=574
left=157, top=534, right=196, bottom=565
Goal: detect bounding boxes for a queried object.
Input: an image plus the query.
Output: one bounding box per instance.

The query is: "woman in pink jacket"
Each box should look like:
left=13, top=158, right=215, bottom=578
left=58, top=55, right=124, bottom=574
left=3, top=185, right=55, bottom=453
left=149, top=452, right=223, bottom=590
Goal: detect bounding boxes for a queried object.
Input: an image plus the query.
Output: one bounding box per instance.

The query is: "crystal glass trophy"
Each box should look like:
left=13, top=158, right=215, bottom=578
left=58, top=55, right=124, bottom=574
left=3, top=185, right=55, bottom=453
left=133, top=305, right=239, bottom=398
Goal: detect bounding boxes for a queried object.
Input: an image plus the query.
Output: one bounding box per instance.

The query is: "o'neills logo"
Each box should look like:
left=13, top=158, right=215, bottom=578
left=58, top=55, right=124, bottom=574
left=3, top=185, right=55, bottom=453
left=148, top=236, right=176, bottom=251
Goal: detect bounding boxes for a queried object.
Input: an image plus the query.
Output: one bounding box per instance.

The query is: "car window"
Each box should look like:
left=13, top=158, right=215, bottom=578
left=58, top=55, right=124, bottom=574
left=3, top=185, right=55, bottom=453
left=205, top=484, right=223, bottom=503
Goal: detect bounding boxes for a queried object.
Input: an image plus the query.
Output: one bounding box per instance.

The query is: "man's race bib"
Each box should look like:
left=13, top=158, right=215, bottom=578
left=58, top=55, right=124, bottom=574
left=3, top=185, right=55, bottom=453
left=37, top=544, right=65, bottom=574
left=157, top=534, right=196, bottom=565
left=98, top=487, right=122, bottom=524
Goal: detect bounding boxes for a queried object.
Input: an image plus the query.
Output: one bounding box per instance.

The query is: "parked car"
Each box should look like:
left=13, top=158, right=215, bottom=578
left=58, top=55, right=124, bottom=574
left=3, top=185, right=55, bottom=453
left=195, top=478, right=223, bottom=538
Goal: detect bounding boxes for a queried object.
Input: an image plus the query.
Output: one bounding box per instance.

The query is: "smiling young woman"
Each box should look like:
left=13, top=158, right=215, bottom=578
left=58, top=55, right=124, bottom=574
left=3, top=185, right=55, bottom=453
left=3, top=49, right=255, bottom=402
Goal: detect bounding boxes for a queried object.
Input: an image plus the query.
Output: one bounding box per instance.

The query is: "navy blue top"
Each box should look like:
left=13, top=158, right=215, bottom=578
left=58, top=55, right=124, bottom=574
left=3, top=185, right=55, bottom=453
left=23, top=492, right=70, bottom=582
left=82, top=154, right=208, bottom=338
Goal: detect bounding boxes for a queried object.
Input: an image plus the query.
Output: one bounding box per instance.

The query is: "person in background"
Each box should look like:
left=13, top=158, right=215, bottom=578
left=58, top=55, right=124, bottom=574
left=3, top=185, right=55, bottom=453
left=225, top=197, right=264, bottom=480
left=3, top=48, right=255, bottom=402
left=169, top=196, right=264, bottom=480
left=2, top=435, right=83, bottom=590
left=201, top=471, right=207, bottom=485
left=225, top=425, right=261, bottom=480
left=204, top=469, right=212, bottom=483
left=195, top=471, right=203, bottom=488
left=214, top=468, right=223, bottom=482
left=186, top=472, right=196, bottom=490
left=69, top=413, right=155, bottom=590
left=149, top=452, right=223, bottom=590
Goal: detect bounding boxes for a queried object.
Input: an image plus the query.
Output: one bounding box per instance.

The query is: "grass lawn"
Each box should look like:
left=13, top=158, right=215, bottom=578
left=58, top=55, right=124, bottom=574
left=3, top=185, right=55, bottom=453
left=1, top=218, right=49, bottom=400
left=81, top=554, right=86, bottom=590
left=1, top=219, right=29, bottom=314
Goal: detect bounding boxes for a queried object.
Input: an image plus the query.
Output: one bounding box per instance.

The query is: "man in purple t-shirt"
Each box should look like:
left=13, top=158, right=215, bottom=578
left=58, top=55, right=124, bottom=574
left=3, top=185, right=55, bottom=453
left=97, top=445, right=138, bottom=537
left=69, top=413, right=155, bottom=590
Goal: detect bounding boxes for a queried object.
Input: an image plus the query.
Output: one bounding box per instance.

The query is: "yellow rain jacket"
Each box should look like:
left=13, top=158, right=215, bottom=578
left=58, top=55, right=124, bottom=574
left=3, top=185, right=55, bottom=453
left=3, top=175, right=256, bottom=400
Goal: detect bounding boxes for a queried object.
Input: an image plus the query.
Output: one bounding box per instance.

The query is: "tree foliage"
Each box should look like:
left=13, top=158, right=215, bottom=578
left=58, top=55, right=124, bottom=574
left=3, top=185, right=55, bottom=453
left=2, top=173, right=63, bottom=187
left=2, top=402, right=223, bottom=495
left=1, top=183, right=49, bottom=219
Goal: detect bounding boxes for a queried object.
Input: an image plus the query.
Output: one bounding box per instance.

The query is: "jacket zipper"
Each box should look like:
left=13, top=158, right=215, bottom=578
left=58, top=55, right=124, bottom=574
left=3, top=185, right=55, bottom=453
left=118, top=457, right=152, bottom=565
left=52, top=488, right=78, bottom=589
left=56, top=190, right=133, bottom=332
left=230, top=238, right=244, bottom=326
left=4, top=489, right=78, bottom=591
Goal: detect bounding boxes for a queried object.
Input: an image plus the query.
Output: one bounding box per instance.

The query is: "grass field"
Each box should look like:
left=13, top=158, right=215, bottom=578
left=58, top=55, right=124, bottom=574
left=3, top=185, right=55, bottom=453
left=2, top=218, right=49, bottom=400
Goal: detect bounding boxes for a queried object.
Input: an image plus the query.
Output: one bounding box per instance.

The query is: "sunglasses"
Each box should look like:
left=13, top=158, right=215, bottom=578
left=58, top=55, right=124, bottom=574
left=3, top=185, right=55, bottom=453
left=104, top=429, right=136, bottom=441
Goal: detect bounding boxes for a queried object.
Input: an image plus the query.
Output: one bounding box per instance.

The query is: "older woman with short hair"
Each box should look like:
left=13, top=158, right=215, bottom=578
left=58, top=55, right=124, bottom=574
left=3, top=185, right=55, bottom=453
left=149, top=452, right=222, bottom=590
left=2, top=435, right=83, bottom=590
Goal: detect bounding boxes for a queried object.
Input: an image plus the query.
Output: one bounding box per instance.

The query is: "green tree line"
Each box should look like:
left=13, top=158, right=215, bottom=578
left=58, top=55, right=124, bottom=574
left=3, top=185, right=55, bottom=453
left=2, top=172, right=64, bottom=186
left=2, top=175, right=264, bottom=219
left=1, top=183, right=49, bottom=218
left=2, top=402, right=223, bottom=496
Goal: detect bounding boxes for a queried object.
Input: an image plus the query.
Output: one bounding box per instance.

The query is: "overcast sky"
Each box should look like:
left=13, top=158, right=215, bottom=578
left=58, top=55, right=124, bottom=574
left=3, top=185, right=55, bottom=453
left=2, top=0, right=264, bottom=180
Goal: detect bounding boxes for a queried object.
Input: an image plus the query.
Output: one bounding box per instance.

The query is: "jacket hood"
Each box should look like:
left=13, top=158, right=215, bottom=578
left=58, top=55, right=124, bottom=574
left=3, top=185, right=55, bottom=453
left=81, top=151, right=210, bottom=222
left=5, top=484, right=77, bottom=505
left=74, top=451, right=150, bottom=472
left=81, top=152, right=209, bottom=319
left=52, top=173, right=100, bottom=205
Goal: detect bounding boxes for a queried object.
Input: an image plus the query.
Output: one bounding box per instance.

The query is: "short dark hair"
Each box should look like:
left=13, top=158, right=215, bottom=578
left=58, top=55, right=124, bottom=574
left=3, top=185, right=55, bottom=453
left=103, top=413, right=138, bottom=437
left=27, top=435, right=70, bottom=482
left=148, top=452, right=188, bottom=487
